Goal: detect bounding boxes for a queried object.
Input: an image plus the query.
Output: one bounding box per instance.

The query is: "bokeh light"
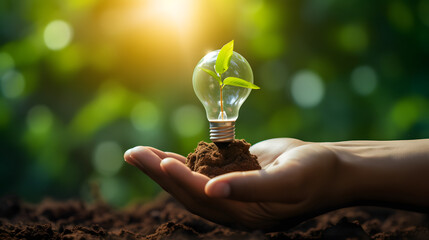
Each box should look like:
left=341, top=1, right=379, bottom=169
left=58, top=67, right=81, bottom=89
left=391, top=98, right=422, bottom=131
left=388, top=1, right=414, bottom=31
left=258, top=60, right=288, bottom=92
left=1, top=70, right=25, bottom=99
left=0, top=52, right=14, bottom=75
left=130, top=100, right=161, bottom=132
left=92, top=141, right=123, bottom=177
left=99, top=176, right=129, bottom=206
left=43, top=20, right=73, bottom=51
left=337, top=24, right=368, bottom=54
left=290, top=70, right=325, bottom=108
left=171, top=105, right=205, bottom=138
left=27, top=105, right=54, bottom=134
left=350, top=66, right=378, bottom=96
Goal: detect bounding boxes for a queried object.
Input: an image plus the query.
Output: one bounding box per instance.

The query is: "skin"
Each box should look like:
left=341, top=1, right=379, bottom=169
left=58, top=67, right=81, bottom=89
left=123, top=138, right=429, bottom=231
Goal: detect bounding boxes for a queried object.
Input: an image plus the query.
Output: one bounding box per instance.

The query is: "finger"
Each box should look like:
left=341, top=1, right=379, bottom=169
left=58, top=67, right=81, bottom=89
left=165, top=152, right=187, bottom=163
left=160, top=158, right=210, bottom=199
left=160, top=158, right=241, bottom=223
left=124, top=147, right=162, bottom=174
left=124, top=146, right=139, bottom=167
left=127, top=147, right=200, bottom=204
left=124, top=147, right=180, bottom=193
left=205, top=168, right=305, bottom=203
left=127, top=151, right=239, bottom=225
left=146, top=147, right=187, bottom=163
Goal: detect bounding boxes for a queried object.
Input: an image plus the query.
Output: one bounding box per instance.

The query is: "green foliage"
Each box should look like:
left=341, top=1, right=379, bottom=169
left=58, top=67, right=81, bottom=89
left=215, top=40, right=234, bottom=75
left=223, top=77, right=260, bottom=89
left=202, top=40, right=260, bottom=90
left=199, top=67, right=221, bottom=85
left=1, top=0, right=427, bottom=207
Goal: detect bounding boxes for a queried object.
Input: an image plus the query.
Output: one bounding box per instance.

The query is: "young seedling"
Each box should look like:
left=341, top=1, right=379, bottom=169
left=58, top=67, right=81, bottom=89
left=199, top=40, right=260, bottom=120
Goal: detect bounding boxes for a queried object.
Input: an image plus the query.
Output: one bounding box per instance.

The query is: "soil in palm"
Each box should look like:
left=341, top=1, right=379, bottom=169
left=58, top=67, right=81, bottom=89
left=186, top=139, right=261, bottom=178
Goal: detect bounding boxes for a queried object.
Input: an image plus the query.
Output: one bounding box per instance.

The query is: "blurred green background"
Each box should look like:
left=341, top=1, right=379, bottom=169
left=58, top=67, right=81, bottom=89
left=1, top=0, right=429, bottom=206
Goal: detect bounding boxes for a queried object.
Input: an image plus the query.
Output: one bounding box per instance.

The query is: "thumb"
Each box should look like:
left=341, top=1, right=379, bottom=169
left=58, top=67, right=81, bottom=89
left=205, top=169, right=305, bottom=203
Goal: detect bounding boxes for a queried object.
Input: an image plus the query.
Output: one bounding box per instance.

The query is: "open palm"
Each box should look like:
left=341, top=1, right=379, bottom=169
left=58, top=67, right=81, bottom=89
left=124, top=138, right=341, bottom=231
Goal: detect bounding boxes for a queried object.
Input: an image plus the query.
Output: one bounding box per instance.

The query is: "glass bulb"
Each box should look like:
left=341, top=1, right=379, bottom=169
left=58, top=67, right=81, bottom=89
left=193, top=50, right=254, bottom=142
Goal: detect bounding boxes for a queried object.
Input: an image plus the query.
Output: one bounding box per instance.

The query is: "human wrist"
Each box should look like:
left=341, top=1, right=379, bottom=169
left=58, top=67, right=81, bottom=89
left=320, top=141, right=396, bottom=207
left=322, top=140, right=429, bottom=210
left=320, top=142, right=362, bottom=207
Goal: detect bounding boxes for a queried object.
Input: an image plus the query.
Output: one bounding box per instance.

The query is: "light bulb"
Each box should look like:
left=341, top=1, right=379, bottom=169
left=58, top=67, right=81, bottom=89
left=193, top=50, right=254, bottom=142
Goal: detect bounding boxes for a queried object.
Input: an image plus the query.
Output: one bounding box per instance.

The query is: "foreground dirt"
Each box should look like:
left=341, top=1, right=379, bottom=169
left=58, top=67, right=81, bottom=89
left=0, top=194, right=428, bottom=240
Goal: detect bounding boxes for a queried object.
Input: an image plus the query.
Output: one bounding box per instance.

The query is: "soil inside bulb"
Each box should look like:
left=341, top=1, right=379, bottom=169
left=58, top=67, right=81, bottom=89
left=186, top=139, right=261, bottom=178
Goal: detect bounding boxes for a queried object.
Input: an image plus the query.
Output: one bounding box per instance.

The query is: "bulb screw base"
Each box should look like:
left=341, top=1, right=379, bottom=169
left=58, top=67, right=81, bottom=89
left=209, top=121, right=235, bottom=142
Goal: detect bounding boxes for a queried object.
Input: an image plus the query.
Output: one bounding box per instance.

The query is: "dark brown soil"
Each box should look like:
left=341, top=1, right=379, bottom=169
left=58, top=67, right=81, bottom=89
left=186, top=139, right=261, bottom=178
left=1, top=194, right=428, bottom=239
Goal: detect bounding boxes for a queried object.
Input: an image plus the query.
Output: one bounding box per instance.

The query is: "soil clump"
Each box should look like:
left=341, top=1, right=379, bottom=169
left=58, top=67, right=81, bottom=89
left=186, top=139, right=261, bottom=178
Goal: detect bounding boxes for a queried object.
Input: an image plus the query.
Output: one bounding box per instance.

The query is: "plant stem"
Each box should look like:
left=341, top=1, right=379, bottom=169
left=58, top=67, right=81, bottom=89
left=220, top=85, right=224, bottom=120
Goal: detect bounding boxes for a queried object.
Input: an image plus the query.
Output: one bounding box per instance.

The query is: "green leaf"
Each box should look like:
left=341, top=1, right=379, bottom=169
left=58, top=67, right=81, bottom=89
left=215, top=40, right=234, bottom=75
left=199, top=67, right=222, bottom=85
left=223, top=77, right=260, bottom=89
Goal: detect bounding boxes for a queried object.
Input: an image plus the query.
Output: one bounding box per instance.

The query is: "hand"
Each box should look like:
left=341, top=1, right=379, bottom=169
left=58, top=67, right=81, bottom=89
left=124, top=138, right=344, bottom=231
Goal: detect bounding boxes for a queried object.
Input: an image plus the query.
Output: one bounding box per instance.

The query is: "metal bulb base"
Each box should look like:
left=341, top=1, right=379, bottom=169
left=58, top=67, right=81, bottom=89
left=209, top=121, right=235, bottom=142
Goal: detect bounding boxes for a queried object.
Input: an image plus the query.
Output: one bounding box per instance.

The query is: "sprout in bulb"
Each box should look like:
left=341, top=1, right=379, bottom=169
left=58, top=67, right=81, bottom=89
left=193, top=40, right=260, bottom=142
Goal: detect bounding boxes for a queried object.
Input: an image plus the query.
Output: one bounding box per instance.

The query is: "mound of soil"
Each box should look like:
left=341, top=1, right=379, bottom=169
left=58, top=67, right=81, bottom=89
left=0, top=194, right=428, bottom=239
left=186, top=139, right=261, bottom=178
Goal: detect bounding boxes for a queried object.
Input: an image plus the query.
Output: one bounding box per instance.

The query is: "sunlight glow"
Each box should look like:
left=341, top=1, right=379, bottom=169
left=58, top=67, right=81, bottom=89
left=123, top=0, right=195, bottom=33
left=145, top=0, right=194, bottom=27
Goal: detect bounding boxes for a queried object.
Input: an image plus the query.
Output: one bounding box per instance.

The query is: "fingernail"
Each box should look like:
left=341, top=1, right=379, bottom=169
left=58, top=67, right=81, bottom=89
left=160, top=158, right=175, bottom=168
left=125, top=146, right=140, bottom=156
left=124, top=147, right=141, bottom=164
left=210, top=182, right=230, bottom=198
